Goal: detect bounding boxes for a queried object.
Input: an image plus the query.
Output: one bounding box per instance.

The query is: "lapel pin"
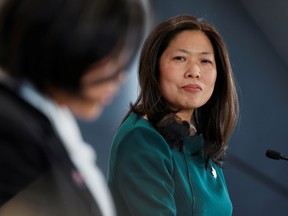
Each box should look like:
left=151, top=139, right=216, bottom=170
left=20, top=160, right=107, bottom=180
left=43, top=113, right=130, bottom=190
left=211, top=167, right=217, bottom=179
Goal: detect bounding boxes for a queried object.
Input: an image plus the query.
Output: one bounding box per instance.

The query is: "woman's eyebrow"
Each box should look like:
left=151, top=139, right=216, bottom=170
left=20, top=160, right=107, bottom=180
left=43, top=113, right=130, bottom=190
left=177, top=48, right=213, bottom=55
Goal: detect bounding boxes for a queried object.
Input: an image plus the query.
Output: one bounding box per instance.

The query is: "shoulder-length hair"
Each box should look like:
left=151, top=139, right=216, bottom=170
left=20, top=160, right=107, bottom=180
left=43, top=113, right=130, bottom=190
left=0, top=0, right=147, bottom=93
left=129, top=14, right=239, bottom=164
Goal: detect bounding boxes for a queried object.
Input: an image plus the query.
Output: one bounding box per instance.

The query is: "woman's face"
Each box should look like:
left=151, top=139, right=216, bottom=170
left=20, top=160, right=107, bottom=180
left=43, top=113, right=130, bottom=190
left=51, top=53, right=128, bottom=120
left=159, top=30, right=217, bottom=121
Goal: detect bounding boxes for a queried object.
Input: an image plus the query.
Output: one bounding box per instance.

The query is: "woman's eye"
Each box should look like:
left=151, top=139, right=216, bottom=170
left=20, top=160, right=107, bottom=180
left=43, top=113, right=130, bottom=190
left=201, top=59, right=212, bottom=64
left=174, top=56, right=186, bottom=62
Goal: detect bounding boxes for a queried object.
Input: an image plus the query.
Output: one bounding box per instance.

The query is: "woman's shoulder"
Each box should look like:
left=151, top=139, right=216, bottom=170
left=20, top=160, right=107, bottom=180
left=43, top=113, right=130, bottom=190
left=112, top=112, right=171, bottom=154
left=116, top=112, right=157, bottom=138
left=109, top=112, right=174, bottom=174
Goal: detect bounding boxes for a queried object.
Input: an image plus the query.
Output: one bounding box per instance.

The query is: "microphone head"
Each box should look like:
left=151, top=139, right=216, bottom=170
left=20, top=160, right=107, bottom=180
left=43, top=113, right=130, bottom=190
left=266, top=149, right=282, bottom=160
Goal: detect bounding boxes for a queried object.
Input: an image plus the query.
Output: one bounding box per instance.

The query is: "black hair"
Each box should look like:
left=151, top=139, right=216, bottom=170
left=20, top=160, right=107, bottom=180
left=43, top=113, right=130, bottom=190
left=0, top=0, right=146, bottom=93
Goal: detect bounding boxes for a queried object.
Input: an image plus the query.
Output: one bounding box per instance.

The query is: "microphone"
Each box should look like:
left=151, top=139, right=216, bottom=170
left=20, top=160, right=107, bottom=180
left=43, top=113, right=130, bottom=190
left=266, top=149, right=288, bottom=161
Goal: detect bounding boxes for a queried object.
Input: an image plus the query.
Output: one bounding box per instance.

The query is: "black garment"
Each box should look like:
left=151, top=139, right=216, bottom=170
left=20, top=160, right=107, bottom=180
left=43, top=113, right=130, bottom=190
left=0, top=83, right=102, bottom=216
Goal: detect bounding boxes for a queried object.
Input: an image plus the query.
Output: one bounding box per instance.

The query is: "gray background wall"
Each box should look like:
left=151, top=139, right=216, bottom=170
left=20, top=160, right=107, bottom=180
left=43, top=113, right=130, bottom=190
left=78, top=0, right=288, bottom=215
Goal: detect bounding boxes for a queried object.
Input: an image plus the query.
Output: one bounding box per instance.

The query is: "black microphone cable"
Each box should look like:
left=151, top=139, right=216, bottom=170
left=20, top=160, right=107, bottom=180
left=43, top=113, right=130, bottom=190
left=226, top=153, right=288, bottom=199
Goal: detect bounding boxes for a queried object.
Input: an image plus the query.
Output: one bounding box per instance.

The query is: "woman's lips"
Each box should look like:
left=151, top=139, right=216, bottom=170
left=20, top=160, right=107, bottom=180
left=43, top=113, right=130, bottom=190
left=182, top=84, right=202, bottom=92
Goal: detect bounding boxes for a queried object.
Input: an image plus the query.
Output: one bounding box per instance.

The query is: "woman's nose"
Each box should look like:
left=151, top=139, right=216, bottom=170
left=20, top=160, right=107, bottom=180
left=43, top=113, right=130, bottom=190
left=185, top=63, right=200, bottom=78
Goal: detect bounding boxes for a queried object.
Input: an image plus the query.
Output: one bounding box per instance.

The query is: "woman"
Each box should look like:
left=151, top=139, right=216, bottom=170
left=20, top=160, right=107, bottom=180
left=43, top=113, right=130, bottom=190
left=108, top=14, right=239, bottom=216
left=0, top=0, right=148, bottom=215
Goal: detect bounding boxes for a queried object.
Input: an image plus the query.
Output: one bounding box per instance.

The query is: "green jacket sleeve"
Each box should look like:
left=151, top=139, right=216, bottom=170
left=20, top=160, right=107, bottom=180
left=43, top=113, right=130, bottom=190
left=113, top=126, right=177, bottom=216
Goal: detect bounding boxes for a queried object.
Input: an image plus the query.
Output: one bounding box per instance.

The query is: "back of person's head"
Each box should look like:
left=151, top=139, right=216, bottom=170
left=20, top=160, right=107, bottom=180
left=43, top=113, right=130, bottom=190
left=0, top=0, right=147, bottom=93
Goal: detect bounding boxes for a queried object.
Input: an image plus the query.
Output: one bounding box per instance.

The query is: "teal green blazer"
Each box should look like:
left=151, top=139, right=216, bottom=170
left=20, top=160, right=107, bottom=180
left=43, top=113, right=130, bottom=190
left=108, top=112, right=232, bottom=216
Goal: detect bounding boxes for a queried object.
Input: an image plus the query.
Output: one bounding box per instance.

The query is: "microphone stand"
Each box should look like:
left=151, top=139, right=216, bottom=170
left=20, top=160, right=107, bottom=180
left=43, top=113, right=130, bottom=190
left=226, top=153, right=288, bottom=199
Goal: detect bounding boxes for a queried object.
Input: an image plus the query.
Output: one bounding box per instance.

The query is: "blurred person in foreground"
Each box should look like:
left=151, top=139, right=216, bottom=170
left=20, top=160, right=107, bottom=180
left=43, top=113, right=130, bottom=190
left=108, top=14, right=239, bottom=216
left=0, top=0, right=149, bottom=215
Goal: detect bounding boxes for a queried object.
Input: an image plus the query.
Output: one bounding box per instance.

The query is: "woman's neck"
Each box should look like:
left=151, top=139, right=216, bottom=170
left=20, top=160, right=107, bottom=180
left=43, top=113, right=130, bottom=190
left=176, top=110, right=194, bottom=123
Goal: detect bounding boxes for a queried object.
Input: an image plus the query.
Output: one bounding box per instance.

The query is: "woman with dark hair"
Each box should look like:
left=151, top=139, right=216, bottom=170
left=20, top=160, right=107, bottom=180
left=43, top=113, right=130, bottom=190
left=108, top=14, right=239, bottom=216
left=0, top=0, right=149, bottom=215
